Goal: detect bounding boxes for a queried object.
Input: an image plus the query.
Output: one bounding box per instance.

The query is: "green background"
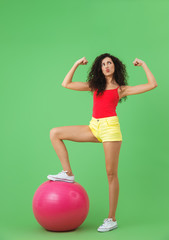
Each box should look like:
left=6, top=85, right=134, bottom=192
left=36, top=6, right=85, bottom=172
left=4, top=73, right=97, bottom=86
left=0, top=0, right=169, bottom=239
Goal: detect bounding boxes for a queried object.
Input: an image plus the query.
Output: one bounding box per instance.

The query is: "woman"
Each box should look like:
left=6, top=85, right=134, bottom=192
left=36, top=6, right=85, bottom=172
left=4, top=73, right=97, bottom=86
left=47, top=53, right=158, bottom=232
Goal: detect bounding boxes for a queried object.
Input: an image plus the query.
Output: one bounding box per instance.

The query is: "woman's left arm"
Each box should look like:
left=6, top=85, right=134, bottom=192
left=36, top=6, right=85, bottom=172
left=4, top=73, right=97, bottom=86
left=122, top=58, right=158, bottom=97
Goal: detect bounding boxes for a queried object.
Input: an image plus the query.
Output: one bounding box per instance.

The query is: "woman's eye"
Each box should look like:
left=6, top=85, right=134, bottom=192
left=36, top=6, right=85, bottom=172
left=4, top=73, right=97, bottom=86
left=102, top=62, right=111, bottom=66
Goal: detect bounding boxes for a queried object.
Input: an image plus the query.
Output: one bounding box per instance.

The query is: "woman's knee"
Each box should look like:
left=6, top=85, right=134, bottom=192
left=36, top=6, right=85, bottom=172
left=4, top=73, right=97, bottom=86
left=107, top=173, right=118, bottom=183
left=106, top=169, right=118, bottom=178
left=50, top=127, right=60, bottom=139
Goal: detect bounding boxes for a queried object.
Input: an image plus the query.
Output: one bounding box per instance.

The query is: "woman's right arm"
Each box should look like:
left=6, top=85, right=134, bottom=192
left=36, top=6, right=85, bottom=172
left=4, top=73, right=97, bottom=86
left=61, top=57, right=91, bottom=91
left=61, top=61, right=79, bottom=87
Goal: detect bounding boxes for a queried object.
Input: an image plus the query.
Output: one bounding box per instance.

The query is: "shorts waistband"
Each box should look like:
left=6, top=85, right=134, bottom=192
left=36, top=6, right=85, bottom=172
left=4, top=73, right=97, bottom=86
left=91, top=116, right=119, bottom=122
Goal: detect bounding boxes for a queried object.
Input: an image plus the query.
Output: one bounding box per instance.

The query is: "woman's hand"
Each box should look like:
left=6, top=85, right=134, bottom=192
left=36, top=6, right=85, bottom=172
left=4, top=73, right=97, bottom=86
left=133, top=58, right=145, bottom=66
left=75, top=57, right=88, bottom=66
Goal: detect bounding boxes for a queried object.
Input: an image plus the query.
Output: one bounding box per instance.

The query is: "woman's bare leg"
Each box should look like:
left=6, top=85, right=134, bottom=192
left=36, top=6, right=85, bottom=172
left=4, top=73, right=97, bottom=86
left=50, top=125, right=101, bottom=175
left=102, top=141, right=122, bottom=221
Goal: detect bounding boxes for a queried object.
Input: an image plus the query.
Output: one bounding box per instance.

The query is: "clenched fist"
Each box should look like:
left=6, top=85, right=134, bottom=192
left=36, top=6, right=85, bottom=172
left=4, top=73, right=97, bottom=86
left=75, top=57, right=88, bottom=66
left=133, top=58, right=145, bottom=66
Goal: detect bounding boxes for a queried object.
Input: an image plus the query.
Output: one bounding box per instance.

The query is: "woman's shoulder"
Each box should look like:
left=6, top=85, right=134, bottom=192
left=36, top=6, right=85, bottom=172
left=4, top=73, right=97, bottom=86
left=119, top=85, right=128, bottom=92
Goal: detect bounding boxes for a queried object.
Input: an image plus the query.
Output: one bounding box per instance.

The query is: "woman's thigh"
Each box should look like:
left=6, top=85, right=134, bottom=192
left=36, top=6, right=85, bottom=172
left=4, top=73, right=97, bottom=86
left=50, top=125, right=102, bottom=143
left=103, top=141, right=122, bottom=174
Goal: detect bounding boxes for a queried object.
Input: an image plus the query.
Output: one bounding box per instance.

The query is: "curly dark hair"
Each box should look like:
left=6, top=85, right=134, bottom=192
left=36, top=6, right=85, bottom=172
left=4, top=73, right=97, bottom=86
left=86, top=53, right=129, bottom=103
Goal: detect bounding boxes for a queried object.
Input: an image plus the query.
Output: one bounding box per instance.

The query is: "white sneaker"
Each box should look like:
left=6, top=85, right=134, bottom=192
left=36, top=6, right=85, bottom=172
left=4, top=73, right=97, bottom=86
left=97, top=218, right=118, bottom=232
left=47, top=170, right=75, bottom=183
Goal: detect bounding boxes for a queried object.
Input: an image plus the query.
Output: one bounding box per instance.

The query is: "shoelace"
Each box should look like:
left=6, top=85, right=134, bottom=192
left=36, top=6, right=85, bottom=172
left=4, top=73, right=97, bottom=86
left=99, top=218, right=113, bottom=227
left=61, top=170, right=72, bottom=176
left=61, top=170, right=74, bottom=177
left=104, top=218, right=113, bottom=223
left=61, top=170, right=68, bottom=174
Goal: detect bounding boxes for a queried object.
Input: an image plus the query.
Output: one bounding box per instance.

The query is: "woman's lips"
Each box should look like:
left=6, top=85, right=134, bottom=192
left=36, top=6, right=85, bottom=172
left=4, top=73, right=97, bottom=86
left=106, top=69, right=109, bottom=72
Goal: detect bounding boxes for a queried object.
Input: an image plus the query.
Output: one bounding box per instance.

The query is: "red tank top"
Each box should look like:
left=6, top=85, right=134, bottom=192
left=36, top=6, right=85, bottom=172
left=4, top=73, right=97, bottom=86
left=92, top=86, right=120, bottom=118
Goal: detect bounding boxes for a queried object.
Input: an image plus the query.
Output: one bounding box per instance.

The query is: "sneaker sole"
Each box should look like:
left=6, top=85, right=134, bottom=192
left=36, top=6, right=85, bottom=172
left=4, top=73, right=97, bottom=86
left=97, top=225, right=118, bottom=232
left=47, top=176, right=75, bottom=183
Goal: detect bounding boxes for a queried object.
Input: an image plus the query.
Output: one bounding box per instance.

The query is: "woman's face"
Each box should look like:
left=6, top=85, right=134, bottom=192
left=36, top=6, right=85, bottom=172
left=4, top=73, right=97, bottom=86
left=101, top=57, right=115, bottom=77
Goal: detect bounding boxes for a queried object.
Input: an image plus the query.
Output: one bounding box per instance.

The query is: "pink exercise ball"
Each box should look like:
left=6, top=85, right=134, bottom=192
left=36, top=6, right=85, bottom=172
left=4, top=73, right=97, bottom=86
left=32, top=180, right=90, bottom=231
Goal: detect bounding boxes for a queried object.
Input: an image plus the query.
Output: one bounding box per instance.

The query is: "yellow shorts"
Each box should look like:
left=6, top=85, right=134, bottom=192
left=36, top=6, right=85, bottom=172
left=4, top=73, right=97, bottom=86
left=89, top=116, right=123, bottom=142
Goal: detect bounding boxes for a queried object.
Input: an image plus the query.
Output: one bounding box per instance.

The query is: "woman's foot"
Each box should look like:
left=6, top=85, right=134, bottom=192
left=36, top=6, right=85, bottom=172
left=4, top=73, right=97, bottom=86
left=47, top=170, right=75, bottom=183
left=97, top=218, right=118, bottom=232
